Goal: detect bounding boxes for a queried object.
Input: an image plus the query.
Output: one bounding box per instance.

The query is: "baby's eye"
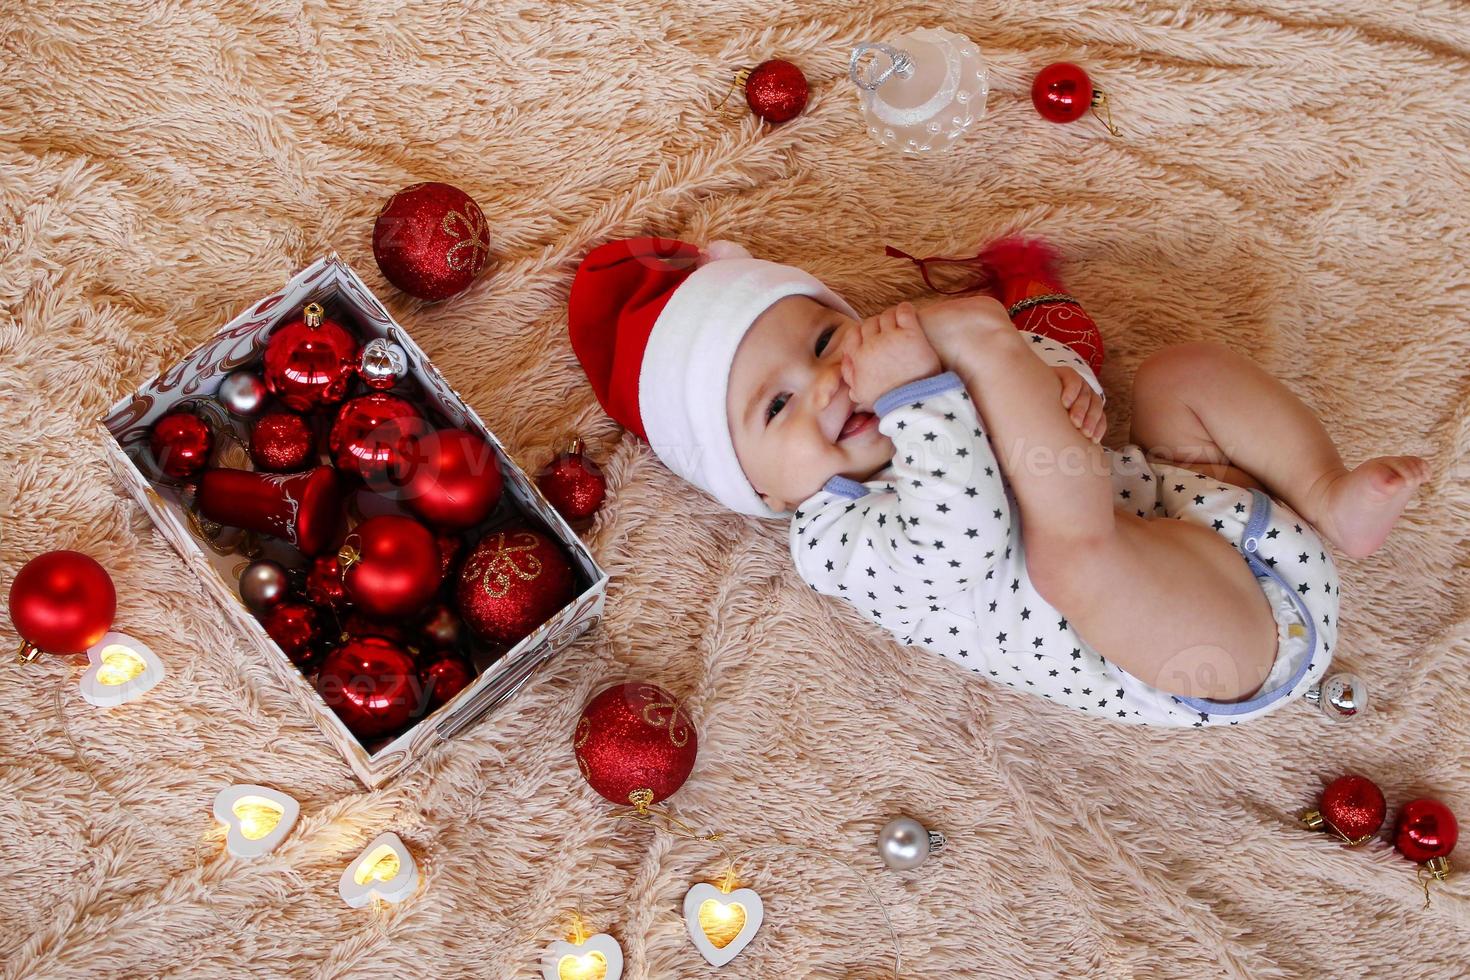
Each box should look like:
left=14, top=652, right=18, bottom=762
left=814, top=326, right=837, bottom=356
left=766, top=393, right=789, bottom=423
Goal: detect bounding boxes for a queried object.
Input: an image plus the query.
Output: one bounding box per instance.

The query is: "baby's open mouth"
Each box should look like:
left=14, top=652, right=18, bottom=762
left=838, top=411, right=877, bottom=441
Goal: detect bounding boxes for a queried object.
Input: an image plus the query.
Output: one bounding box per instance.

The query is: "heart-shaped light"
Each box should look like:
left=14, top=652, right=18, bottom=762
left=338, top=832, right=418, bottom=908
left=541, top=932, right=623, bottom=980
left=683, top=881, right=764, bottom=967
left=213, top=784, right=299, bottom=858
left=79, top=632, right=164, bottom=707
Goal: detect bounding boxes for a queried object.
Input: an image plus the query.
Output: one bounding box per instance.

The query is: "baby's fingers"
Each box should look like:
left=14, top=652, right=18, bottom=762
left=894, top=302, right=921, bottom=331
left=1083, top=397, right=1106, bottom=442
left=1057, top=369, right=1084, bottom=410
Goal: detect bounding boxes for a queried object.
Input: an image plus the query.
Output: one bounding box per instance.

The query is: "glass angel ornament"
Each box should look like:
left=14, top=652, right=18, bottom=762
left=850, top=27, right=989, bottom=155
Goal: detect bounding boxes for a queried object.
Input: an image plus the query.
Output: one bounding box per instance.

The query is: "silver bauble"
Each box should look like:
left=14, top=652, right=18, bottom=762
left=239, top=559, right=290, bottom=613
left=358, top=338, right=408, bottom=391
left=1304, top=671, right=1369, bottom=722
left=218, top=371, right=269, bottom=417
left=877, top=816, right=947, bottom=870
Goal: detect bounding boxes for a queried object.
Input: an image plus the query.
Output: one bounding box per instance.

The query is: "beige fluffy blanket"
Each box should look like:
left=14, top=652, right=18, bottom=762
left=3, top=1, right=1468, bottom=977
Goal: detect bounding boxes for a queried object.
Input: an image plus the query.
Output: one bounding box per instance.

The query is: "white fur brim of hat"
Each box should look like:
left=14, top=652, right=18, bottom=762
left=638, top=242, right=860, bottom=518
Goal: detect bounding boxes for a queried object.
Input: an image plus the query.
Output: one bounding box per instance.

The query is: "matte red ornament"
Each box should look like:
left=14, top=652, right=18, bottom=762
left=373, top=181, right=490, bottom=301
left=305, top=555, right=351, bottom=611
left=8, top=551, right=117, bottom=660
left=149, top=411, right=214, bottom=480
left=418, top=650, right=474, bottom=712
left=573, top=682, right=698, bottom=807
left=338, top=515, right=442, bottom=619
left=1301, top=774, right=1386, bottom=844
left=197, top=465, right=343, bottom=556
left=455, top=527, right=575, bottom=646
left=399, top=428, right=503, bottom=530
left=328, top=393, right=428, bottom=486
left=262, top=303, right=359, bottom=412
left=1395, top=799, right=1458, bottom=864
left=536, top=438, right=607, bottom=524
left=250, top=410, right=315, bottom=472
left=316, top=636, right=418, bottom=739
left=259, top=600, right=323, bottom=669
left=742, top=59, right=809, bottom=123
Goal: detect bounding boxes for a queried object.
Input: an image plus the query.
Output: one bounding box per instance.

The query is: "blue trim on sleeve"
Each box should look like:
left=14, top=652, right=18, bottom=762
left=821, top=475, right=870, bottom=499
left=873, top=371, right=965, bottom=417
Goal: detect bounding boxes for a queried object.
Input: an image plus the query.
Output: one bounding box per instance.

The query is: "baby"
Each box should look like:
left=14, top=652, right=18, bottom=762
left=568, top=237, right=1428, bottom=727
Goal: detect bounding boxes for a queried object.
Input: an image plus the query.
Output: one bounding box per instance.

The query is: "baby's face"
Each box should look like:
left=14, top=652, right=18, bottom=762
left=727, top=296, right=895, bottom=513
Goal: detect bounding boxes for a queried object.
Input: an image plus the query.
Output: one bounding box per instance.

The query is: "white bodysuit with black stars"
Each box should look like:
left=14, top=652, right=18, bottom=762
left=789, top=333, right=1340, bottom=728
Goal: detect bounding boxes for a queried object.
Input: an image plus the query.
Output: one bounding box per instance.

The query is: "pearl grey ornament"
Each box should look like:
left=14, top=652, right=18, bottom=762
left=218, top=371, right=269, bottom=417
left=358, top=338, right=408, bottom=391
left=877, top=816, right=947, bottom=870
left=239, top=559, right=290, bottom=613
left=1303, top=672, right=1369, bottom=722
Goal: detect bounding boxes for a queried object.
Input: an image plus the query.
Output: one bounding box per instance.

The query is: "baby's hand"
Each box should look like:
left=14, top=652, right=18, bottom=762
left=912, top=294, right=1014, bottom=364
left=841, top=302, right=942, bottom=410
left=1056, top=366, right=1105, bottom=443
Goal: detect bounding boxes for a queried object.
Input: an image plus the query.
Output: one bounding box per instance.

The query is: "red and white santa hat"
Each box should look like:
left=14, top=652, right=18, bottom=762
left=569, top=237, right=858, bottom=517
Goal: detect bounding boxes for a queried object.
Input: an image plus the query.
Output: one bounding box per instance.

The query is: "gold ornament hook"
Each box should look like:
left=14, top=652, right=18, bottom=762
left=1417, top=857, right=1450, bottom=909
left=337, top=540, right=361, bottom=572
left=1091, top=90, right=1122, bottom=137
left=304, top=302, right=324, bottom=328
left=717, top=68, right=752, bottom=110
left=16, top=641, right=40, bottom=665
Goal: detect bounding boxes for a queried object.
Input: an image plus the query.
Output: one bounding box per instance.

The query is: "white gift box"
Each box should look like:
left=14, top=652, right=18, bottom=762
left=99, top=254, right=608, bottom=787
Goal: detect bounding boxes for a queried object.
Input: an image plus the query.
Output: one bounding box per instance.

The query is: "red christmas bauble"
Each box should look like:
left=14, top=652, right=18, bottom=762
left=1318, top=774, right=1387, bottom=842
left=339, top=612, right=408, bottom=646
left=372, top=182, right=490, bottom=301
left=305, top=555, right=351, bottom=611
left=400, top=428, right=503, bottom=530
left=536, top=438, right=606, bottom=523
left=328, top=393, right=428, bottom=486
left=316, top=636, right=418, bottom=739
left=339, top=515, right=442, bottom=619
left=744, top=59, right=808, bottom=123
left=259, top=600, right=323, bottom=669
left=149, top=411, right=214, bottom=480
left=455, top=527, right=575, bottom=646
left=1032, top=62, right=1095, bottom=124
left=250, top=410, right=315, bottom=472
left=573, top=682, right=698, bottom=807
left=8, top=551, right=117, bottom=657
left=1395, top=799, right=1459, bottom=864
left=262, top=303, right=359, bottom=412
left=418, top=650, right=474, bottom=712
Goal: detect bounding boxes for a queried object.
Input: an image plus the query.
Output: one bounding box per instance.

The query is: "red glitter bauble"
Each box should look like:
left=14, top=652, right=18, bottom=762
left=1032, top=62, right=1095, bottom=124
left=573, top=682, right=698, bottom=807
left=1395, top=799, right=1459, bottom=864
left=250, top=410, right=315, bottom=472
left=328, top=393, right=428, bottom=485
left=399, top=428, right=503, bottom=530
left=1318, top=774, right=1387, bottom=842
left=455, top=527, right=575, bottom=646
left=8, top=551, right=116, bottom=658
left=372, top=181, right=491, bottom=301
left=418, top=650, right=474, bottom=712
left=536, top=438, right=606, bottom=524
left=338, top=515, right=442, bottom=619
left=305, top=555, right=351, bottom=611
left=262, top=303, right=359, bottom=412
left=316, top=636, right=418, bottom=739
left=259, top=600, right=323, bottom=669
left=149, top=411, right=214, bottom=480
left=744, top=59, right=808, bottom=123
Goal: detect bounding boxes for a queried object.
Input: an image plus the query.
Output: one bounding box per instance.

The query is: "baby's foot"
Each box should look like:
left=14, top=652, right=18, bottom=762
left=1309, top=456, right=1430, bottom=558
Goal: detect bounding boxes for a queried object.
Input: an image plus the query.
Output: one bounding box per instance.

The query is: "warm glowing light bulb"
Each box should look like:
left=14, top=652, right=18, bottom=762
left=354, top=845, right=401, bottom=885
left=556, top=951, right=608, bottom=980
left=697, top=899, right=747, bottom=949
left=96, top=645, right=147, bottom=685
left=232, top=798, right=284, bottom=841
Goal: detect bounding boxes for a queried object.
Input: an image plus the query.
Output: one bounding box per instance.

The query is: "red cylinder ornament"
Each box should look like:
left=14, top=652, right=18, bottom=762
left=328, top=393, right=428, bottom=486
left=372, top=182, right=490, bottom=301
left=338, top=515, right=442, bottom=619
left=743, top=59, right=808, bottom=123
left=262, top=303, right=359, bottom=412
left=149, top=411, right=214, bottom=480
left=316, top=636, right=419, bottom=740
left=573, top=682, right=698, bottom=807
left=8, top=551, right=117, bottom=659
left=399, top=428, right=503, bottom=529
left=250, top=411, right=315, bottom=472
left=197, top=465, right=343, bottom=556
left=1302, top=774, right=1386, bottom=844
left=418, top=650, right=474, bottom=712
left=455, top=527, right=575, bottom=646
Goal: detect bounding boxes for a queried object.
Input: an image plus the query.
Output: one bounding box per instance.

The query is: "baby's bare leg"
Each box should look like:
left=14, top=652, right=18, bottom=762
left=1130, top=342, right=1429, bottom=558
left=947, top=320, right=1276, bottom=700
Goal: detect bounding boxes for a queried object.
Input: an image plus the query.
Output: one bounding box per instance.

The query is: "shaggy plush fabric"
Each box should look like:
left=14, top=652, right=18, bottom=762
left=3, top=1, right=1468, bottom=977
